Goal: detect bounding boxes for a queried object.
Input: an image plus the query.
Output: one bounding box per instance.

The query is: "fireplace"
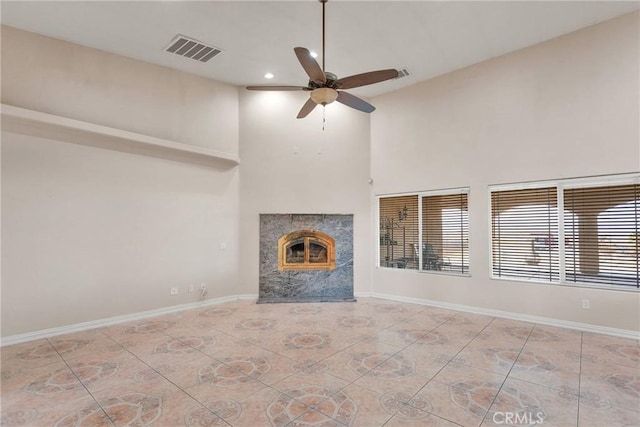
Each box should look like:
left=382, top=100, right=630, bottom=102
left=278, top=230, right=335, bottom=271
left=259, top=214, right=355, bottom=303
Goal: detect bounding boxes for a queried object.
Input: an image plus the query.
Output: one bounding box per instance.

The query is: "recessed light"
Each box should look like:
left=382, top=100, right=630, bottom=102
left=264, top=72, right=274, bottom=79
left=310, top=51, right=318, bottom=58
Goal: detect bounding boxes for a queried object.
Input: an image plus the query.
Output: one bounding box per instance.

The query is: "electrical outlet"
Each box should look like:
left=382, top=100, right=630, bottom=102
left=201, top=283, right=206, bottom=290
left=170, top=287, right=178, bottom=296
left=219, top=242, right=226, bottom=250
left=582, top=299, right=590, bottom=309
left=188, top=284, right=194, bottom=293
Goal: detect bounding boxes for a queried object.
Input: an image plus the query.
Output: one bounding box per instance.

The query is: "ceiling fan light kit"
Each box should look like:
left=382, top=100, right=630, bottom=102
left=246, top=0, right=399, bottom=119
left=310, top=87, right=338, bottom=105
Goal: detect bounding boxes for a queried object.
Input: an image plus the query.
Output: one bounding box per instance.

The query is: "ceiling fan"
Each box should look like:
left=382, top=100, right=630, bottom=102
left=246, top=0, right=399, bottom=119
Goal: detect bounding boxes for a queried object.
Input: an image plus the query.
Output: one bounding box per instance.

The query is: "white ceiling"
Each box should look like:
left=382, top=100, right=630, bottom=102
left=1, top=1, right=638, bottom=98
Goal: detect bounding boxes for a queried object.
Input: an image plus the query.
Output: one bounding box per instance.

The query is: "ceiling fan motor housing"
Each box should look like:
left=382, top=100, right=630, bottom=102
left=324, top=72, right=338, bottom=86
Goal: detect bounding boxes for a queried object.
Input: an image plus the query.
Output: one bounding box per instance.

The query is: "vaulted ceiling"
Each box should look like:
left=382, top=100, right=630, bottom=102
left=2, top=1, right=638, bottom=98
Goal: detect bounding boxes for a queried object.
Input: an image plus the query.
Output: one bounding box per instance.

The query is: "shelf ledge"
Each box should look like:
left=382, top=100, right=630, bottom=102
left=1, top=104, right=239, bottom=167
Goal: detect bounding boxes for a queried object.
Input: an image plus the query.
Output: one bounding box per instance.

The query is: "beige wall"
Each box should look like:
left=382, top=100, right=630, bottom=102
left=1, top=27, right=240, bottom=336
left=1, top=26, right=238, bottom=153
left=237, top=90, right=372, bottom=296
left=3, top=12, right=639, bottom=337
left=370, top=12, right=640, bottom=331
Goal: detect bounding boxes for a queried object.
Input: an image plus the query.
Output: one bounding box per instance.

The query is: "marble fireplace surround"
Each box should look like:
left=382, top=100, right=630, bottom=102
left=258, top=214, right=355, bottom=303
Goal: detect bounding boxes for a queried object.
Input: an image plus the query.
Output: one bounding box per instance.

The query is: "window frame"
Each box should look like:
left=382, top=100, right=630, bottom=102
left=377, top=187, right=471, bottom=277
left=489, top=173, right=640, bottom=292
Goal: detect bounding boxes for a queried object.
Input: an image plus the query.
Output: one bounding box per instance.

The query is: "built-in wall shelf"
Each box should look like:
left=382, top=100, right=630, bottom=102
left=1, top=104, right=240, bottom=167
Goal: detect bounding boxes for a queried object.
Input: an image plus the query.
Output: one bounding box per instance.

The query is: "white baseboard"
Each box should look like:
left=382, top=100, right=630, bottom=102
left=2, top=292, right=637, bottom=346
left=0, top=295, right=247, bottom=347
left=354, top=292, right=373, bottom=298
left=368, top=292, right=640, bottom=340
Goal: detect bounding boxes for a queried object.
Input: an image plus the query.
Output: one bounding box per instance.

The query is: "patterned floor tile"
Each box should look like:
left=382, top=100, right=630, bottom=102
left=581, top=332, right=640, bottom=369
left=4, top=361, right=87, bottom=398
left=579, top=368, right=640, bottom=413
left=5, top=394, right=114, bottom=427
left=410, top=379, right=494, bottom=426
left=509, top=345, right=581, bottom=389
left=577, top=402, right=640, bottom=426
left=211, top=347, right=295, bottom=386
left=403, top=327, right=472, bottom=361
left=321, top=340, right=404, bottom=383
left=375, top=321, right=440, bottom=348
left=385, top=405, right=462, bottom=426
left=452, top=340, right=524, bottom=375
left=270, top=371, right=350, bottom=402
left=256, top=327, right=350, bottom=361
left=0, top=298, right=636, bottom=427
left=184, top=373, right=266, bottom=403
left=352, top=351, right=429, bottom=398
left=289, top=408, right=347, bottom=426
left=1, top=339, right=63, bottom=372
left=154, top=355, right=222, bottom=389
left=336, top=383, right=398, bottom=426
left=48, top=329, right=122, bottom=357
left=432, top=362, right=507, bottom=392
left=100, top=318, right=179, bottom=340
left=473, top=319, right=535, bottom=346
left=491, top=377, right=579, bottom=426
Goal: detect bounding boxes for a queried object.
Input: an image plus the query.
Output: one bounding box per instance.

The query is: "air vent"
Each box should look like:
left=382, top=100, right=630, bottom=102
left=164, top=34, right=223, bottom=63
left=396, top=68, right=410, bottom=79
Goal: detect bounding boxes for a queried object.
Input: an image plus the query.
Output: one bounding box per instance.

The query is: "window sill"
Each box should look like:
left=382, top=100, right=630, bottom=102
left=490, top=275, right=639, bottom=292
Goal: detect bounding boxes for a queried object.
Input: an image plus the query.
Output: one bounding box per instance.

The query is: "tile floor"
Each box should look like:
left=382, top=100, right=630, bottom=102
left=1, top=298, right=639, bottom=426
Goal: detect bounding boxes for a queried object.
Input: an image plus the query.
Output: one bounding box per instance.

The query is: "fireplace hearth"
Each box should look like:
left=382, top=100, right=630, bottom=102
left=259, top=214, right=355, bottom=303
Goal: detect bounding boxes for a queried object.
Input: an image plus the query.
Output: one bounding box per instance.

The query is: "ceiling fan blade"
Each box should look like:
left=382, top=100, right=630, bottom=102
left=294, top=47, right=326, bottom=84
left=336, top=91, right=375, bottom=113
left=246, top=85, right=308, bottom=91
left=297, top=97, right=317, bottom=119
left=336, top=69, right=399, bottom=90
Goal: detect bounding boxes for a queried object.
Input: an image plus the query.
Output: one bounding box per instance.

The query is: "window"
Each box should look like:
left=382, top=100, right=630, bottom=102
left=491, top=186, right=559, bottom=282
left=378, top=188, right=469, bottom=275
left=379, top=195, right=419, bottom=270
left=564, top=183, right=639, bottom=287
left=491, top=175, right=639, bottom=289
left=423, top=192, right=469, bottom=273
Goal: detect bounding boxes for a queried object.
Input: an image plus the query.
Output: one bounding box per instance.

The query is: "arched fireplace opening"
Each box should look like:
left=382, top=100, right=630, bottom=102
left=278, top=230, right=335, bottom=271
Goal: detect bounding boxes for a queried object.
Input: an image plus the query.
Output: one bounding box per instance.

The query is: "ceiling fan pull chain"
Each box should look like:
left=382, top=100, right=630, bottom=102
left=322, top=105, right=326, bottom=131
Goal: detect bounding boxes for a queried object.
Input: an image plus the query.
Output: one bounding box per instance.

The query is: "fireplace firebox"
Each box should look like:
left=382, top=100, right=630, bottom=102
left=278, top=230, right=335, bottom=271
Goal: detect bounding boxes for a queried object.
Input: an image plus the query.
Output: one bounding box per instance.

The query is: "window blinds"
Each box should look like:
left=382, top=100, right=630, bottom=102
left=422, top=192, right=469, bottom=273
left=491, top=187, right=559, bottom=282
left=379, top=195, right=419, bottom=270
left=491, top=180, right=639, bottom=288
left=564, top=183, right=639, bottom=288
